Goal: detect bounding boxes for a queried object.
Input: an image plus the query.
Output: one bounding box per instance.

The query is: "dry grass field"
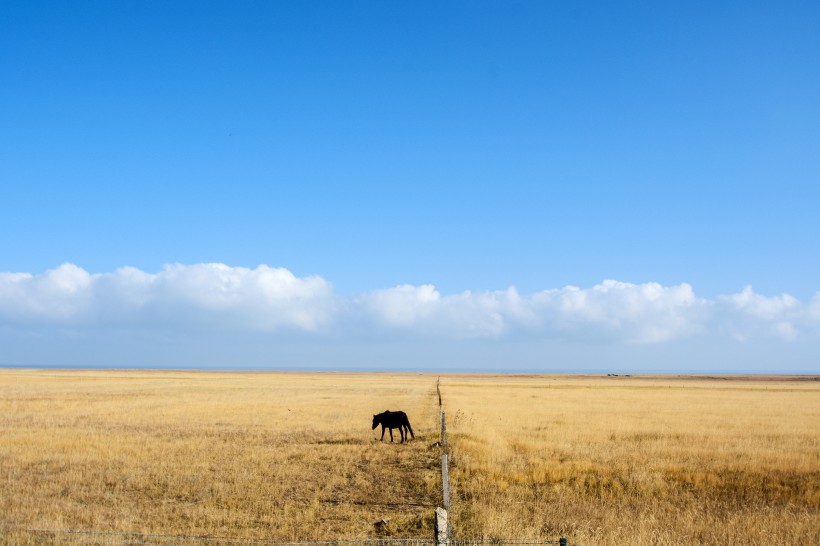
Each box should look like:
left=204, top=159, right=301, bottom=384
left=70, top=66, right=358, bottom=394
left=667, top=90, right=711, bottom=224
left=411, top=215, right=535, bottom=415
left=0, top=370, right=441, bottom=542
left=1, top=370, right=818, bottom=545
left=442, top=374, right=819, bottom=545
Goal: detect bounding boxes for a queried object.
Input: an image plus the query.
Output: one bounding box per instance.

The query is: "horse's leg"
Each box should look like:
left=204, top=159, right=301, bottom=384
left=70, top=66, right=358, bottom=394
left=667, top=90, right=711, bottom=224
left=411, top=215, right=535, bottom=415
left=380, top=425, right=386, bottom=441
left=389, top=427, right=394, bottom=442
left=400, top=426, right=405, bottom=443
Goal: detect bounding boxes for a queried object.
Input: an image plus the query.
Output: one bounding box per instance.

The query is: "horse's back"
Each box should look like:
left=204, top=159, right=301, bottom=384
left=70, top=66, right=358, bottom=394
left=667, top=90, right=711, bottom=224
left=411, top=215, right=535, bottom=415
left=386, top=411, right=405, bottom=427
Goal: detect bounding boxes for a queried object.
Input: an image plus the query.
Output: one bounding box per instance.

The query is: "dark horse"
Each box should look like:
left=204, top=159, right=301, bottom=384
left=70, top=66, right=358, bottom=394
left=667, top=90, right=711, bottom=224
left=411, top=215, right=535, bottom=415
left=372, top=410, right=415, bottom=443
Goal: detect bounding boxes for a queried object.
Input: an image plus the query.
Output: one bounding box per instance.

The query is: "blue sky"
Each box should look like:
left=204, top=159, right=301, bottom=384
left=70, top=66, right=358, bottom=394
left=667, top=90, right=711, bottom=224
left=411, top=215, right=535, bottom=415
left=1, top=1, right=819, bottom=373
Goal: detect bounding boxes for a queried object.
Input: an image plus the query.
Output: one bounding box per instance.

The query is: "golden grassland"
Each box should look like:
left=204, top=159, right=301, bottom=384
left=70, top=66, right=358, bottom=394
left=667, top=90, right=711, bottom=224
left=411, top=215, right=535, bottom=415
left=0, top=370, right=441, bottom=541
left=442, top=374, right=820, bottom=545
left=1, top=370, right=818, bottom=545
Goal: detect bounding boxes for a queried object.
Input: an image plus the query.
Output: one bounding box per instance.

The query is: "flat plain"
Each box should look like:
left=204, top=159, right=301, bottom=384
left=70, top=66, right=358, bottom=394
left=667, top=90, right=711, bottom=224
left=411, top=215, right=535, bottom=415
left=443, top=374, right=819, bottom=544
left=0, top=370, right=441, bottom=542
left=1, top=370, right=817, bottom=545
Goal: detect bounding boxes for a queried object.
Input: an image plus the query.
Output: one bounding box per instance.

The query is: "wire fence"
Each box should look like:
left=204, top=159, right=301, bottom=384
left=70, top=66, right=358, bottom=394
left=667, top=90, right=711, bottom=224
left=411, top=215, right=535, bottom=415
left=15, top=530, right=439, bottom=546
left=447, top=537, right=567, bottom=546
left=12, top=531, right=565, bottom=546
left=10, top=379, right=569, bottom=546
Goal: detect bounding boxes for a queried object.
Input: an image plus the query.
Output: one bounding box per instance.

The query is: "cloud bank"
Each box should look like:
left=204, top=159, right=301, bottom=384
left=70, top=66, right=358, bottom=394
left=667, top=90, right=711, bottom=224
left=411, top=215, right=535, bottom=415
left=0, top=263, right=335, bottom=331
left=2, top=263, right=818, bottom=348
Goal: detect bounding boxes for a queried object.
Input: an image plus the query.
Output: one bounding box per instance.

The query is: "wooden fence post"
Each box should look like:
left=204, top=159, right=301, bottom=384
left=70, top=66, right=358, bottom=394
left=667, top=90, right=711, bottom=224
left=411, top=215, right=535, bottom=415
left=437, top=377, right=452, bottom=543
left=441, top=453, right=450, bottom=510
left=435, top=507, right=449, bottom=546
left=440, top=410, right=447, bottom=447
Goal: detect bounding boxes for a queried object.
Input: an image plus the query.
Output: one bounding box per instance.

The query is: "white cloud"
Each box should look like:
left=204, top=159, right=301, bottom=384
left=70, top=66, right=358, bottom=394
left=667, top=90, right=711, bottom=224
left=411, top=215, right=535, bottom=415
left=149, top=263, right=335, bottom=330
left=0, top=263, right=335, bottom=331
left=356, top=280, right=705, bottom=342
left=436, top=287, right=529, bottom=337
left=721, top=285, right=799, bottom=320
left=530, top=280, right=706, bottom=343
left=0, top=263, right=96, bottom=322
left=718, top=286, right=804, bottom=341
left=1, top=264, right=819, bottom=348
left=361, top=284, right=440, bottom=327
left=358, top=285, right=531, bottom=338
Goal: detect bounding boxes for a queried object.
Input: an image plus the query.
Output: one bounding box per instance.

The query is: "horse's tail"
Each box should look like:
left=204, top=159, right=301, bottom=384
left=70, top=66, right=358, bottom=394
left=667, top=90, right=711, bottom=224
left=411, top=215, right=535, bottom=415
left=404, top=414, right=415, bottom=439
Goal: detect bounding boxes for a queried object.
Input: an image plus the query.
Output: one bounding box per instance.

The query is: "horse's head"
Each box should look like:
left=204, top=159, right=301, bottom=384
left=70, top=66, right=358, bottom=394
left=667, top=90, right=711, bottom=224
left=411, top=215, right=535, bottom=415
left=372, top=414, right=379, bottom=430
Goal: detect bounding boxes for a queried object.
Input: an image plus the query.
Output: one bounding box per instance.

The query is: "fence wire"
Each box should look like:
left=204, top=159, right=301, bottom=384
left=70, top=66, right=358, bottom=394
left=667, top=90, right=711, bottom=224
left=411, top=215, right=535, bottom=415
left=15, top=530, right=439, bottom=546
left=14, top=531, right=563, bottom=546
left=450, top=541, right=562, bottom=546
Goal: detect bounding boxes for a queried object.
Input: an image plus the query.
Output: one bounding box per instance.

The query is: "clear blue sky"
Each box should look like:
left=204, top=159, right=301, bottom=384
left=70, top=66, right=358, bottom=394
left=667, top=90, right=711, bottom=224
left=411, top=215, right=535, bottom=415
left=1, top=2, right=819, bottom=372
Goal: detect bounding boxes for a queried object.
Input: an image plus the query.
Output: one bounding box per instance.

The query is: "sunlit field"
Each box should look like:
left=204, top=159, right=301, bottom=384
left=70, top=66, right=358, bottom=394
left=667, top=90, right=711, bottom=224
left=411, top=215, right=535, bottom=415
left=443, top=374, right=819, bottom=545
left=1, top=370, right=818, bottom=545
left=0, top=370, right=441, bottom=542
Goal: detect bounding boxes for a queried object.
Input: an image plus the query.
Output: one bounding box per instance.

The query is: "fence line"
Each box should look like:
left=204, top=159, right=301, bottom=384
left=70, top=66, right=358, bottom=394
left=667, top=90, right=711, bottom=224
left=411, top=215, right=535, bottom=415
left=12, top=378, right=571, bottom=546
left=439, top=410, right=447, bottom=448
left=434, top=378, right=567, bottom=546
left=441, top=453, right=450, bottom=511
left=451, top=541, right=564, bottom=546
left=19, top=529, right=564, bottom=546
left=21, top=530, right=439, bottom=545
left=436, top=377, right=450, bottom=515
